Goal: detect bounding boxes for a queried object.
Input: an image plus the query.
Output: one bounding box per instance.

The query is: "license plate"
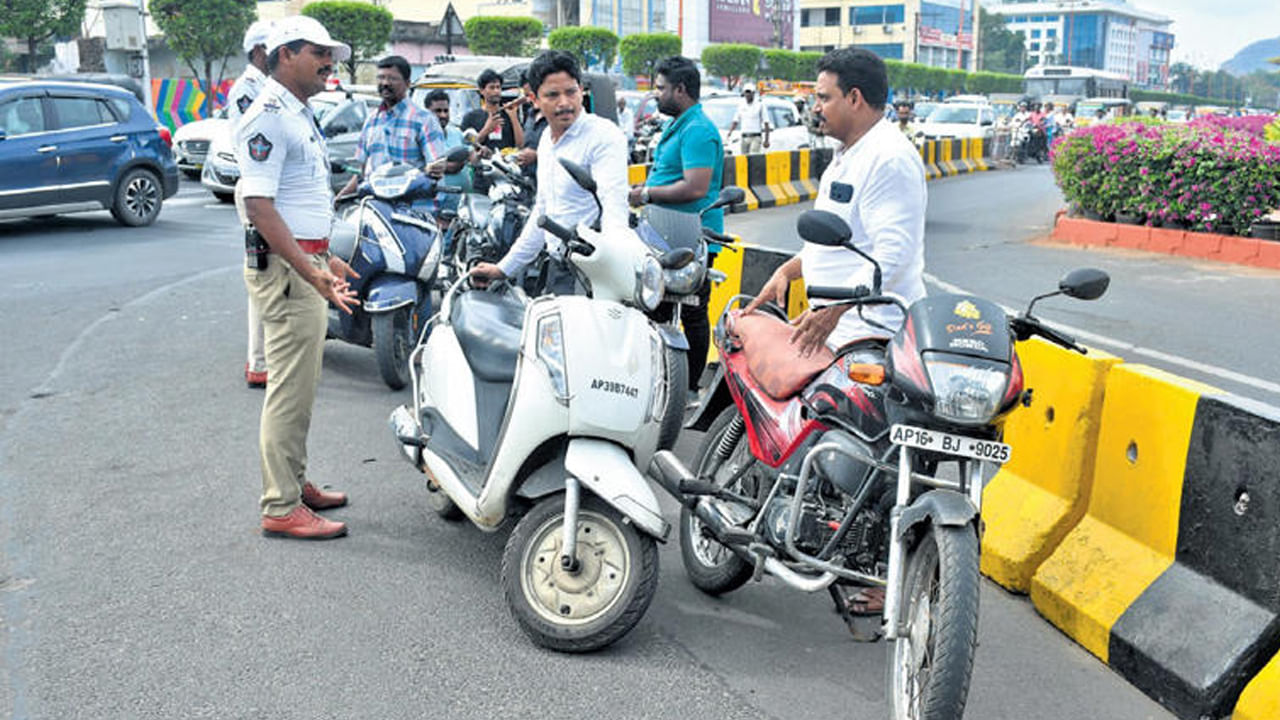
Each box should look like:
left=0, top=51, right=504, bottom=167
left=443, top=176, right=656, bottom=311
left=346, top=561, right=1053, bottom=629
left=890, top=424, right=1011, bottom=464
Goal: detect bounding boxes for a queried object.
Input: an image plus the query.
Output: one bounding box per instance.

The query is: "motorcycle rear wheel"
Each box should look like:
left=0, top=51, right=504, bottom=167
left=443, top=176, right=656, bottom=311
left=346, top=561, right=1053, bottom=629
left=373, top=308, right=413, bottom=390
left=503, top=495, right=659, bottom=653
left=888, top=524, right=980, bottom=720
left=679, top=406, right=755, bottom=596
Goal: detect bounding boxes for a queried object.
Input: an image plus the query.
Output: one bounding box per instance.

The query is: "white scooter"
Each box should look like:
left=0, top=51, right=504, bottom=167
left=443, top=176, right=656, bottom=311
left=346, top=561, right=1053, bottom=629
left=389, top=158, right=696, bottom=652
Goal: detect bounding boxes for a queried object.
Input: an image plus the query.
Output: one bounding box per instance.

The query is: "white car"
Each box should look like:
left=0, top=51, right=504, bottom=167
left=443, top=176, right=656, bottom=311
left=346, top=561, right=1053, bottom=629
left=701, top=95, right=836, bottom=155
left=172, top=106, right=228, bottom=179
left=918, top=103, right=996, bottom=141
left=201, top=90, right=379, bottom=202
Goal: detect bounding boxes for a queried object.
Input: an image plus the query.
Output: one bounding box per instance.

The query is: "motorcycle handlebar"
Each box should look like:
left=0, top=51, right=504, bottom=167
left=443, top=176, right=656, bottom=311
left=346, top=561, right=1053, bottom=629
left=537, top=216, right=575, bottom=243
left=806, top=285, right=870, bottom=301
left=1011, top=315, right=1086, bottom=354
left=702, top=228, right=735, bottom=245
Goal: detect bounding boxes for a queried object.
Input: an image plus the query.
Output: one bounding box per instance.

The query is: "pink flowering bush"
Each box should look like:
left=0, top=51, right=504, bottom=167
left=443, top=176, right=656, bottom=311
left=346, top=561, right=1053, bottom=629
left=1052, top=120, right=1280, bottom=235
left=1189, top=114, right=1277, bottom=138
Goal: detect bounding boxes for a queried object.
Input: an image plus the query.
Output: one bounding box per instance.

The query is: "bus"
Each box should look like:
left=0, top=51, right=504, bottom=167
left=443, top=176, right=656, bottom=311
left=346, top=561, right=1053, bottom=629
left=1024, top=66, right=1130, bottom=106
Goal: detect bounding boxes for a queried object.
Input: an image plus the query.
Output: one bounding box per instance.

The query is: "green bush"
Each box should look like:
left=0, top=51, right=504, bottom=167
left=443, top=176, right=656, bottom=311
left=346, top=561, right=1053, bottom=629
left=619, top=33, right=681, bottom=83
left=701, top=44, right=762, bottom=90
left=462, top=16, right=543, bottom=57
left=547, top=27, right=618, bottom=70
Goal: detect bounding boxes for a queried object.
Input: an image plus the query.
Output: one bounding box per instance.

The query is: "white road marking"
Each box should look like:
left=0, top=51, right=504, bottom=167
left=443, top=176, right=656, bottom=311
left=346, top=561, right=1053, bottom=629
left=924, top=272, right=1280, bottom=398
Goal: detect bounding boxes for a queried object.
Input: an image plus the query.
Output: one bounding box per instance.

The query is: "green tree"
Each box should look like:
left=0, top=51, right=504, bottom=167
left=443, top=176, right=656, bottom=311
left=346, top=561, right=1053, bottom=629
left=762, top=48, right=796, bottom=82
left=977, top=6, right=1024, bottom=75
left=701, top=43, right=762, bottom=90
left=301, top=1, right=394, bottom=82
left=796, top=51, right=822, bottom=81
left=0, top=0, right=85, bottom=73
left=461, top=16, right=543, bottom=58
left=151, top=0, right=255, bottom=116
left=618, top=33, right=681, bottom=84
left=547, top=27, right=619, bottom=71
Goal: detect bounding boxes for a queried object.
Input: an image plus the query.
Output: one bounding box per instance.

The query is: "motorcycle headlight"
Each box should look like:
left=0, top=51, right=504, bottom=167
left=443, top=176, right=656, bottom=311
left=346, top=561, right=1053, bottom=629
left=634, top=255, right=664, bottom=312
left=663, top=260, right=703, bottom=296
left=535, top=313, right=569, bottom=404
left=923, top=353, right=1010, bottom=426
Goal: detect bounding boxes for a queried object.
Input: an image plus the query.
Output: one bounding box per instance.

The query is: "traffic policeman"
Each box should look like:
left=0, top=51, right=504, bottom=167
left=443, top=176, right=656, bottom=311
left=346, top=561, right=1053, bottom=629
left=237, top=16, right=359, bottom=540
left=229, top=19, right=273, bottom=389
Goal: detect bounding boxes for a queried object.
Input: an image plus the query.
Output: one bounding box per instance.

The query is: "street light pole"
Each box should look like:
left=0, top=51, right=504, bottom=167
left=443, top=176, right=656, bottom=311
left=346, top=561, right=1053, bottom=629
left=137, top=0, right=152, bottom=114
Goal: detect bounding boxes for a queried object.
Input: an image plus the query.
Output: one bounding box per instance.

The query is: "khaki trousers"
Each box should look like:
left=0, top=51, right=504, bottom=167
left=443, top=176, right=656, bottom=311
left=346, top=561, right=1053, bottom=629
left=234, top=185, right=268, bottom=373
left=244, top=252, right=329, bottom=517
left=741, top=134, right=763, bottom=155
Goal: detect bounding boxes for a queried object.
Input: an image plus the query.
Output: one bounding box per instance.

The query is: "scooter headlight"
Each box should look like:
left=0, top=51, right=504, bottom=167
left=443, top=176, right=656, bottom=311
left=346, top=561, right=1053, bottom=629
left=535, top=313, right=569, bottom=404
left=646, top=333, right=667, bottom=423
left=923, top=352, right=1009, bottom=426
left=634, top=254, right=664, bottom=312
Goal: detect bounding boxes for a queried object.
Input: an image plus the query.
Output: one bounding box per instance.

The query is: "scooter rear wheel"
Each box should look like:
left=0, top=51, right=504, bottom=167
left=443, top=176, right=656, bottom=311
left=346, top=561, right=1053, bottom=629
left=502, top=495, right=659, bottom=653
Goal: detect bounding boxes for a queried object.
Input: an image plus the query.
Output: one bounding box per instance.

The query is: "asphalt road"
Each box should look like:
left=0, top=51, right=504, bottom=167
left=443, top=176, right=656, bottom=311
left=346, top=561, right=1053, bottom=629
left=0, top=175, right=1194, bottom=720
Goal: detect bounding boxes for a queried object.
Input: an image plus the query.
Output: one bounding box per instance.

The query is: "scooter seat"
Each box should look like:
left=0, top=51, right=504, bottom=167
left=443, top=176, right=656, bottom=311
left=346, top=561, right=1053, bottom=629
left=451, top=289, right=525, bottom=383
left=729, top=310, right=836, bottom=401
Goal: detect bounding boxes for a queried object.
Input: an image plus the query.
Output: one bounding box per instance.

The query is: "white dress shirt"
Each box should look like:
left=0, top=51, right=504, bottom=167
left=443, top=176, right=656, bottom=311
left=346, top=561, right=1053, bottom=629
left=496, top=110, right=629, bottom=278
left=226, top=63, right=266, bottom=132
left=617, top=107, right=636, bottom=139
left=235, top=78, right=333, bottom=239
left=801, top=118, right=927, bottom=348
left=733, top=99, right=768, bottom=134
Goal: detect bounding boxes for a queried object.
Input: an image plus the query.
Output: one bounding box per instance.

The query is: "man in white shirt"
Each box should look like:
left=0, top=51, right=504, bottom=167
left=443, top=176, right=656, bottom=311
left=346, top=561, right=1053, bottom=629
left=469, top=50, right=629, bottom=295
left=617, top=96, right=636, bottom=157
left=727, top=84, right=770, bottom=154
left=229, top=19, right=273, bottom=389
left=746, top=47, right=926, bottom=357
left=238, top=16, right=360, bottom=540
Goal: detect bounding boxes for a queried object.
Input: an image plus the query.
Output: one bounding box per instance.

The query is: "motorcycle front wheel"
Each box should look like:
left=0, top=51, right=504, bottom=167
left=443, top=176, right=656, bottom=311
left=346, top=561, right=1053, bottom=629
left=372, top=307, right=413, bottom=390
left=888, top=524, right=980, bottom=720
left=502, top=494, right=659, bottom=653
left=657, top=347, right=688, bottom=451
left=679, top=406, right=755, bottom=595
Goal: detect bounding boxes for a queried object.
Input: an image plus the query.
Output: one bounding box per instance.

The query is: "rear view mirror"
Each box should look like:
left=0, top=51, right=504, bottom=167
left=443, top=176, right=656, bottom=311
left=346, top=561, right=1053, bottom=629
left=660, top=247, right=695, bottom=270
left=1059, top=268, right=1110, bottom=300
left=558, top=158, right=596, bottom=194
left=797, top=209, right=852, bottom=247
left=446, top=146, right=471, bottom=164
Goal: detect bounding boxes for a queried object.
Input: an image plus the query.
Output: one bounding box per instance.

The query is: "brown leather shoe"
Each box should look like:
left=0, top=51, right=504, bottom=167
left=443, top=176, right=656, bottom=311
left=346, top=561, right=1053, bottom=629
left=261, top=506, right=347, bottom=539
left=302, top=481, right=348, bottom=510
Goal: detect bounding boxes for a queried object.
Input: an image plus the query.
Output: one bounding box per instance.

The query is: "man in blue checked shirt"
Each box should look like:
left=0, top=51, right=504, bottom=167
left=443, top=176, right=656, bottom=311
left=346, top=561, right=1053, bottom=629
left=337, top=55, right=447, bottom=200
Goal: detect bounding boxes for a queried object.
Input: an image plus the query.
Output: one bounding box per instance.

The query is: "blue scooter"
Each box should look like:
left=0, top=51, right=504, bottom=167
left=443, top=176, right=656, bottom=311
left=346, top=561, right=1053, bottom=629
left=330, top=156, right=466, bottom=389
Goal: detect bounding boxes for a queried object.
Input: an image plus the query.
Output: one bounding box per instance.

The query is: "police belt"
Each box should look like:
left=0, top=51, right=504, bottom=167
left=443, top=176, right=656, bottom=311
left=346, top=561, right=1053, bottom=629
left=247, top=229, right=328, bottom=255
left=742, top=132, right=763, bottom=137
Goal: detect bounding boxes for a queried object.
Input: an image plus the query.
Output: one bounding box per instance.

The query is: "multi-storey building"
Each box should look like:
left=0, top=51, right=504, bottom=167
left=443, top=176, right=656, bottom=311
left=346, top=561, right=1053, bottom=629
left=797, top=0, right=981, bottom=70
left=984, top=0, right=1173, bottom=88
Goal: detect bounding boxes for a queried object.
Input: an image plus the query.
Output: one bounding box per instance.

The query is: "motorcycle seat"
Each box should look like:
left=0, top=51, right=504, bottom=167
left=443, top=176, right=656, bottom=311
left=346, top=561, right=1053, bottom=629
left=451, top=289, right=525, bottom=383
left=729, top=310, right=836, bottom=401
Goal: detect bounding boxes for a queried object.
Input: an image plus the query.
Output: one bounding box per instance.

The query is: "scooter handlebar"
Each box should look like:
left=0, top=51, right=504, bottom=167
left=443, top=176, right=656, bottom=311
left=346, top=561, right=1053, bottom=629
left=538, top=216, right=575, bottom=244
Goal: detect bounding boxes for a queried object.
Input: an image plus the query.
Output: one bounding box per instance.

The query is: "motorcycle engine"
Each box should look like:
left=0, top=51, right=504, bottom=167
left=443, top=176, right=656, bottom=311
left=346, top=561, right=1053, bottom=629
left=762, top=495, right=888, bottom=574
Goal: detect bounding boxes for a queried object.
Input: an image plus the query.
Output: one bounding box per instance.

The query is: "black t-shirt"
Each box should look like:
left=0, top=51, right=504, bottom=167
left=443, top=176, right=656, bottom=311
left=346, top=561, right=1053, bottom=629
left=461, top=107, right=518, bottom=151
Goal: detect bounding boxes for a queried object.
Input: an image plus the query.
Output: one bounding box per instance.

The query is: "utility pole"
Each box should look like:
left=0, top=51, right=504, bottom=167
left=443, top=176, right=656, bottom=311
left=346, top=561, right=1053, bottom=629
left=137, top=0, right=152, bottom=114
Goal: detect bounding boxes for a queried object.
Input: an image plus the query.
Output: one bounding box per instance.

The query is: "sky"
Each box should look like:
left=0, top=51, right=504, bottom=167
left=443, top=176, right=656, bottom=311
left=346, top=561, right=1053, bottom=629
left=1128, top=0, right=1276, bottom=69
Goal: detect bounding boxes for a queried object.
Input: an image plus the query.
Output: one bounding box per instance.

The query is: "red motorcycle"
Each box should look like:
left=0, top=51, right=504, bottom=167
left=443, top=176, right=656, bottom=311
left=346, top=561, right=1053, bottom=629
left=648, top=209, right=1109, bottom=720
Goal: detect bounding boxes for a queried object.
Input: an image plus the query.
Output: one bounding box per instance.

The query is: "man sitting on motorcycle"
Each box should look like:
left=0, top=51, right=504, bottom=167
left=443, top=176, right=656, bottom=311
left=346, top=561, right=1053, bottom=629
left=468, top=50, right=629, bottom=295
left=745, top=48, right=927, bottom=617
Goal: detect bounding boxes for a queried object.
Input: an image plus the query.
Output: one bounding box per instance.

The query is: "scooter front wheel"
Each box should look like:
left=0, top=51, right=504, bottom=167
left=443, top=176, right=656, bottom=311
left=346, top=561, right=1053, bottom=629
left=502, top=495, right=659, bottom=653
left=373, top=308, right=413, bottom=390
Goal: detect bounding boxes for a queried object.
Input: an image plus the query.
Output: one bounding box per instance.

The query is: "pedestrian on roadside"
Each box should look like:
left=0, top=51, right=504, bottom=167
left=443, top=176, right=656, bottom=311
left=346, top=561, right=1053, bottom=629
left=229, top=19, right=274, bottom=390
left=617, top=96, right=636, bottom=158
left=894, top=98, right=913, bottom=134
left=236, top=16, right=360, bottom=540
left=627, top=55, right=724, bottom=392
left=727, top=83, right=770, bottom=154
left=337, top=55, right=447, bottom=202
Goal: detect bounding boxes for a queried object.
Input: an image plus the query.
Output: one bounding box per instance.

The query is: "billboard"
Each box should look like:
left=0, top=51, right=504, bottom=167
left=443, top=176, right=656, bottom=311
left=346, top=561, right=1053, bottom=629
left=709, top=0, right=794, bottom=47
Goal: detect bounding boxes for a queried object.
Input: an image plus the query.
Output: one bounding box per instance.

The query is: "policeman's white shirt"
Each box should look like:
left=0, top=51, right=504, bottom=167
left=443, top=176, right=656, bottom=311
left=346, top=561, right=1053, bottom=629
left=733, top=98, right=768, bottom=134
left=496, top=110, right=629, bottom=278
left=801, top=117, right=927, bottom=349
left=235, top=77, right=333, bottom=239
left=226, top=63, right=266, bottom=133
left=617, top=106, right=636, bottom=139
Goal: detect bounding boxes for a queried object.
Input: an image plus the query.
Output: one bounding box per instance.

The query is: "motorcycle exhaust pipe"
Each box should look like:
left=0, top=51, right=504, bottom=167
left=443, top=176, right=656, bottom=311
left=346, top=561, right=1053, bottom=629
left=648, top=450, right=723, bottom=500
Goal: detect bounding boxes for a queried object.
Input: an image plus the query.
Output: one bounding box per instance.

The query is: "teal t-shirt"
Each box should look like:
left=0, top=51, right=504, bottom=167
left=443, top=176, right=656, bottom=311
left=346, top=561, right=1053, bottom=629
left=645, top=103, right=724, bottom=233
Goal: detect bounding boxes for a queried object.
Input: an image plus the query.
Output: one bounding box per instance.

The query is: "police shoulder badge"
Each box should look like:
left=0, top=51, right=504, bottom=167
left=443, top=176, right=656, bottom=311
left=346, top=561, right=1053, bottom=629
left=236, top=94, right=253, bottom=113
left=247, top=133, right=273, bottom=162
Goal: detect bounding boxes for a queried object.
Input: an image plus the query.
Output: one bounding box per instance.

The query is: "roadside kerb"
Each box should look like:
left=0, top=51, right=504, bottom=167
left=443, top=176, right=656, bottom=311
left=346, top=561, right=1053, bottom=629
left=1051, top=214, right=1280, bottom=271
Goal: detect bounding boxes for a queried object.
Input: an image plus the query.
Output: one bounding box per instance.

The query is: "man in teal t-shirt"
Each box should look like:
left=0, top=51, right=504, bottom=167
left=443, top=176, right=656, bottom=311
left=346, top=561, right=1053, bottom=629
left=628, top=55, right=724, bottom=395
left=629, top=56, right=725, bottom=232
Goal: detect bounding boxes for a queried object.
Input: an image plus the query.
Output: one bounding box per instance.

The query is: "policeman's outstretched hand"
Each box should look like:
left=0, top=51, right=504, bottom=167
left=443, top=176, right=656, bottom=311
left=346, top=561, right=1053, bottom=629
left=743, top=266, right=790, bottom=315
left=468, top=262, right=506, bottom=289
left=313, top=259, right=359, bottom=315
left=789, top=305, right=844, bottom=358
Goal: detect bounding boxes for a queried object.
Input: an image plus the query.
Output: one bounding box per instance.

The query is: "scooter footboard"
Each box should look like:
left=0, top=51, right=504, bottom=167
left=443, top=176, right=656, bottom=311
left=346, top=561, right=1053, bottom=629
left=565, top=438, right=670, bottom=542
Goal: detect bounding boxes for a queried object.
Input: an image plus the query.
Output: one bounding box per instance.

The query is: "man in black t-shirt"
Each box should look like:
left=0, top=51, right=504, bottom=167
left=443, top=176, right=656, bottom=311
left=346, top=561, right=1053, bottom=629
left=461, top=69, right=524, bottom=191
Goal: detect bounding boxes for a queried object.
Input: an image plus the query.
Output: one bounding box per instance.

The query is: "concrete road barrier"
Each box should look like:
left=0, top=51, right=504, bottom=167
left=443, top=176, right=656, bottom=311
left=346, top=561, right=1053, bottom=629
left=1235, top=651, right=1280, bottom=719
left=981, top=338, right=1121, bottom=593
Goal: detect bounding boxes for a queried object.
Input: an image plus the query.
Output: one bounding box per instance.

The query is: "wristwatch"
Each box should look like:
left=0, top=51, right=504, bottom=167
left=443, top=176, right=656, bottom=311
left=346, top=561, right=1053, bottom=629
left=640, top=187, right=651, bottom=204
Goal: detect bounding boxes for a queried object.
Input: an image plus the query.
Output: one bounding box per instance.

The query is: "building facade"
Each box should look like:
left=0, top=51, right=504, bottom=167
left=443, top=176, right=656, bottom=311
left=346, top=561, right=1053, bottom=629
left=797, top=0, right=980, bottom=70
left=984, top=0, right=1173, bottom=88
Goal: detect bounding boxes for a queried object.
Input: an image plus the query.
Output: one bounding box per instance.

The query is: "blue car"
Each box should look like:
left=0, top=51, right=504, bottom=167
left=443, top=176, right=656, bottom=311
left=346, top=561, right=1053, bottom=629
left=0, top=79, right=180, bottom=226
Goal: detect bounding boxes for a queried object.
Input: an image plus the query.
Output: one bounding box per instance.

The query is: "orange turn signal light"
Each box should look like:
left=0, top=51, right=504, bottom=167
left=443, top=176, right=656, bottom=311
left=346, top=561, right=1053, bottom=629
left=848, top=363, right=886, bottom=385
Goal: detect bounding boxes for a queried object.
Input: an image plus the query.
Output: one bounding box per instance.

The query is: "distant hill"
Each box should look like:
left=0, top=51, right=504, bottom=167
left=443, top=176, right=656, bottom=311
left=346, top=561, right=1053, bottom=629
left=1222, top=36, right=1280, bottom=76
